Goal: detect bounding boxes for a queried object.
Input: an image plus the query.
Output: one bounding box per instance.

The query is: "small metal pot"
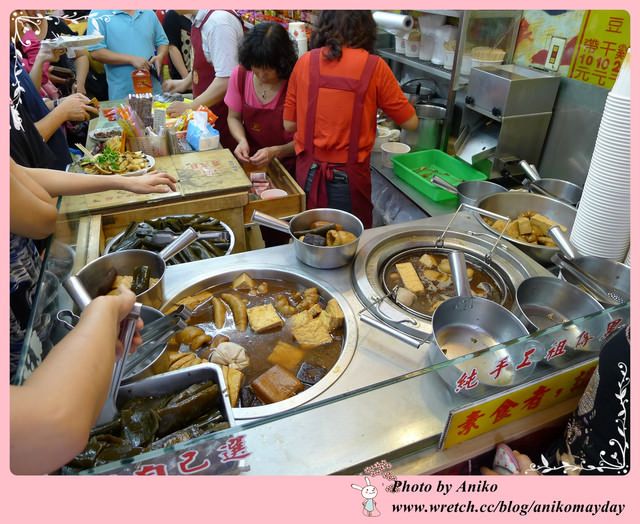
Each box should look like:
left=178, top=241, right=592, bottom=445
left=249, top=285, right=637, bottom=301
left=519, top=160, right=583, bottom=206
left=251, top=208, right=364, bottom=269
left=516, top=276, right=605, bottom=334
left=427, top=251, right=537, bottom=392
left=530, top=179, right=583, bottom=207
left=515, top=276, right=607, bottom=368
left=431, top=175, right=507, bottom=206
left=548, top=226, right=630, bottom=306
left=75, top=228, right=198, bottom=308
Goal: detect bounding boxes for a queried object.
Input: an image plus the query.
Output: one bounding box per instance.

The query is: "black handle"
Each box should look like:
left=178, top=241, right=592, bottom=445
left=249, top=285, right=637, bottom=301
left=465, top=95, right=474, bottom=105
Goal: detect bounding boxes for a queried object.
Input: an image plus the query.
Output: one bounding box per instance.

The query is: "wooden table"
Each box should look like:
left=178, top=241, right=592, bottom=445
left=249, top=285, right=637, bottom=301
left=57, top=99, right=306, bottom=264
left=58, top=146, right=252, bottom=262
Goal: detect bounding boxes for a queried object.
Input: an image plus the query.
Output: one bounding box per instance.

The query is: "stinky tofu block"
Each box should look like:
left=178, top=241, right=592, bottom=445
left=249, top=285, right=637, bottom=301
left=418, top=253, right=437, bottom=268
left=517, top=216, right=532, bottom=235
left=232, top=272, right=256, bottom=290
left=530, top=213, right=566, bottom=235
left=268, top=341, right=305, bottom=370
left=291, top=316, right=333, bottom=348
left=290, top=309, right=314, bottom=329
left=246, top=303, right=284, bottom=333
left=250, top=364, right=304, bottom=404
left=395, top=262, right=424, bottom=294
left=318, top=298, right=344, bottom=331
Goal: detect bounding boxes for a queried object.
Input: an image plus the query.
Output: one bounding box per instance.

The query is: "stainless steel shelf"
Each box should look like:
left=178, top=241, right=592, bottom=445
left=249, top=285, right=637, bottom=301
left=378, top=48, right=452, bottom=81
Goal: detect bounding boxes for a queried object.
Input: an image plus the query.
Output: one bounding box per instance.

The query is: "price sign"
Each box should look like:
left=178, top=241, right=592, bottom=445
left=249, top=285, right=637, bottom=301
left=569, top=10, right=630, bottom=88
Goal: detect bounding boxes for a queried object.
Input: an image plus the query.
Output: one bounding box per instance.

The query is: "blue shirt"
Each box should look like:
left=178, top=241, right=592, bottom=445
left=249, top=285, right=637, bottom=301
left=87, top=10, right=169, bottom=100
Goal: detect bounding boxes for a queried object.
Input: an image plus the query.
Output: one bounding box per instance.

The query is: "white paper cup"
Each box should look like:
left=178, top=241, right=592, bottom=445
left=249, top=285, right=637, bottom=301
left=381, top=142, right=411, bottom=168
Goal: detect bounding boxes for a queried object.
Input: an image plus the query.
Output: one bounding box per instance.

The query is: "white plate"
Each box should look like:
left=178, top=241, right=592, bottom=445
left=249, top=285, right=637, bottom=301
left=89, top=127, right=122, bottom=143
left=81, top=154, right=154, bottom=176
left=124, top=154, right=155, bottom=176
left=41, top=34, right=104, bottom=49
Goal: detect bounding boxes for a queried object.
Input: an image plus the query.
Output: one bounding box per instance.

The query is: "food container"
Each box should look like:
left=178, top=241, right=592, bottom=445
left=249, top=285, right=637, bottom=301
left=475, top=192, right=577, bottom=264
left=391, top=149, right=487, bottom=202
left=104, top=214, right=235, bottom=264
left=117, top=363, right=235, bottom=426
left=430, top=175, right=507, bottom=206
left=75, top=228, right=198, bottom=308
left=251, top=208, right=363, bottom=269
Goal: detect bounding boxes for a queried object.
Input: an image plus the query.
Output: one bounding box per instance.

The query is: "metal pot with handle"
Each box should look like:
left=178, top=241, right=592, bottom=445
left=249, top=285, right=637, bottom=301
left=431, top=174, right=507, bottom=206
left=548, top=226, right=630, bottom=306
left=361, top=251, right=541, bottom=395
left=251, top=208, right=363, bottom=269
left=74, top=227, right=199, bottom=308
left=519, top=160, right=583, bottom=207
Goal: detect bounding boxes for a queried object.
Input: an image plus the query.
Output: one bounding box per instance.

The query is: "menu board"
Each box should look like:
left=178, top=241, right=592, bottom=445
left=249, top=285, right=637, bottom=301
left=569, top=10, right=630, bottom=89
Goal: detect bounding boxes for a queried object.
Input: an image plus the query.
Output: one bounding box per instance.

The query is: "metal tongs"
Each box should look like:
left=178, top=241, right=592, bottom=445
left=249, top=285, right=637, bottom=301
left=121, top=305, right=193, bottom=381
left=62, top=275, right=143, bottom=426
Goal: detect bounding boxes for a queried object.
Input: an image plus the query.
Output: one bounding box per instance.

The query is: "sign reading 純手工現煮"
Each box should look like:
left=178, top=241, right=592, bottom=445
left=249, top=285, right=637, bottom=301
left=439, top=358, right=598, bottom=450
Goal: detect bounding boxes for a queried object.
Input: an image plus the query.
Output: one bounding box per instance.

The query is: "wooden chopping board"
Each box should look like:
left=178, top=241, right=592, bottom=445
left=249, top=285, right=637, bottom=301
left=60, top=148, right=251, bottom=216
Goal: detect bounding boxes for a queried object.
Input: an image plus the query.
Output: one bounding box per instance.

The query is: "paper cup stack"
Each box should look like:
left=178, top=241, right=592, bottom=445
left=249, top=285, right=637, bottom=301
left=569, top=49, right=631, bottom=262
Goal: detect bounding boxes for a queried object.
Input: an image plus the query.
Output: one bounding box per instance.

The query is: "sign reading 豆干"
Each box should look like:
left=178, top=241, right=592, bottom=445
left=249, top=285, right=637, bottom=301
left=569, top=10, right=630, bottom=89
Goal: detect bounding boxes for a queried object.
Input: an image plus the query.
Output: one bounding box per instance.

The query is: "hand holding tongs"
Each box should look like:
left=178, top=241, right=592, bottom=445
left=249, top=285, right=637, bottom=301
left=62, top=275, right=143, bottom=426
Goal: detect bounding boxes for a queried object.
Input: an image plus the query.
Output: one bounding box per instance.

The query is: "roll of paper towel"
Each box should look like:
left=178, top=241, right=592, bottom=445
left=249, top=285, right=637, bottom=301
left=373, top=11, right=413, bottom=36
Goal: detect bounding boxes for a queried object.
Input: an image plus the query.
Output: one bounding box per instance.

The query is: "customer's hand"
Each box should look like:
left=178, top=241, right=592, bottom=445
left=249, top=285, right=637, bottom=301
left=37, top=43, right=66, bottom=64
left=110, top=285, right=144, bottom=360
left=162, top=78, right=188, bottom=94
left=480, top=450, right=540, bottom=476
left=166, top=100, right=191, bottom=117
left=130, top=55, right=150, bottom=70
left=57, top=93, right=98, bottom=121
left=120, top=170, right=178, bottom=194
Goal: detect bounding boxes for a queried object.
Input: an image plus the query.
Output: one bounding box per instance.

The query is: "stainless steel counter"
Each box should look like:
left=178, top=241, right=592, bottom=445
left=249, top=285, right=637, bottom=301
left=161, top=212, right=552, bottom=475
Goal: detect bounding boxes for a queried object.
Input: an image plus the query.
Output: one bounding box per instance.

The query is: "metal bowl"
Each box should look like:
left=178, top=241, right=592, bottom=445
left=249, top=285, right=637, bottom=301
left=531, top=178, right=583, bottom=206
left=476, top=192, right=577, bottom=264
left=515, top=276, right=611, bottom=368
left=104, top=217, right=235, bottom=261
left=160, top=264, right=358, bottom=420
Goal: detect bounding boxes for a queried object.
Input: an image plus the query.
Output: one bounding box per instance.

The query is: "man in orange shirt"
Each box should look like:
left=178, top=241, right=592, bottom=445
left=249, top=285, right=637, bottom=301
left=284, top=11, right=418, bottom=228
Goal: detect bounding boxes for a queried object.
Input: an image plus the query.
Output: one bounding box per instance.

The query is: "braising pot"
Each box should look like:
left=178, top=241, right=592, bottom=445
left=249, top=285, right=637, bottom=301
left=75, top=228, right=198, bottom=308
left=251, top=208, right=364, bottom=269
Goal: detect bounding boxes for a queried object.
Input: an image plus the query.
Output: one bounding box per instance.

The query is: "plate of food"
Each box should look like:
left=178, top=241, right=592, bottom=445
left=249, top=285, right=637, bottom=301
left=78, top=145, right=154, bottom=176
left=89, top=127, right=123, bottom=143
left=41, top=34, right=105, bottom=49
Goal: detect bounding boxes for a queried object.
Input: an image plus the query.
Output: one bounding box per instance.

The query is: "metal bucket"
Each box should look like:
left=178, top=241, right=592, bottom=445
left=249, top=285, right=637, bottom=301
left=401, top=104, right=446, bottom=151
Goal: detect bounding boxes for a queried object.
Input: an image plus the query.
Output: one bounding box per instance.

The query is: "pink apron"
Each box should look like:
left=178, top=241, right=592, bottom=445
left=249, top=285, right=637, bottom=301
left=237, top=66, right=295, bottom=175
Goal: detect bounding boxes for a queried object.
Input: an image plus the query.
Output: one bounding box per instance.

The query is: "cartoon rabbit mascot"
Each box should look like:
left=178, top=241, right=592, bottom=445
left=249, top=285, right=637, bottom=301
left=351, top=476, right=381, bottom=517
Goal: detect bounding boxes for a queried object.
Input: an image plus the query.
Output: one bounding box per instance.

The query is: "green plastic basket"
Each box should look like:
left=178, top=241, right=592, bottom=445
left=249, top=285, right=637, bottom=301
left=391, top=149, right=488, bottom=202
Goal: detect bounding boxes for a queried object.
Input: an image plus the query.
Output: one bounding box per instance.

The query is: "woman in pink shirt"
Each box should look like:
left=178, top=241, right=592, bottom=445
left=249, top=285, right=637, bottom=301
left=225, top=22, right=298, bottom=174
